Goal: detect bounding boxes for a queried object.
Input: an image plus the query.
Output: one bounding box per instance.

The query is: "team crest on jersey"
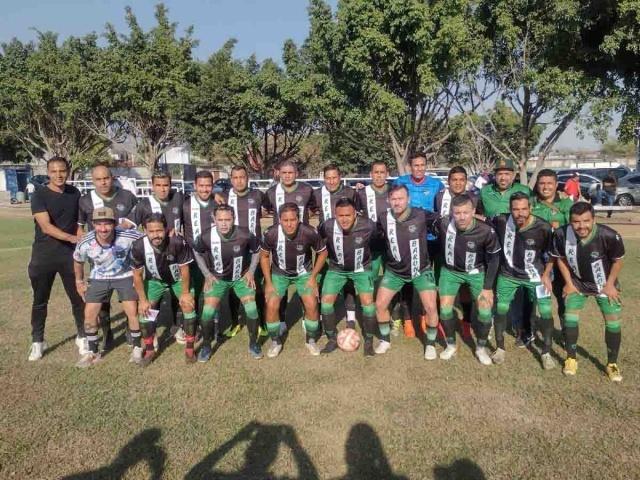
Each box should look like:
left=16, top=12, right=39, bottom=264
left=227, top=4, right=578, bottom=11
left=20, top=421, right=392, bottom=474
left=408, top=225, right=417, bottom=233
left=295, top=195, right=303, bottom=202
left=591, top=251, right=600, bottom=259
left=233, top=245, right=241, bottom=253
left=116, top=203, right=126, bottom=212
left=296, top=244, right=304, bottom=251
left=355, top=237, right=363, bottom=245
left=526, top=239, right=535, bottom=246
left=172, top=207, right=179, bottom=214
left=467, top=241, right=475, bottom=250
left=248, top=198, right=255, bottom=205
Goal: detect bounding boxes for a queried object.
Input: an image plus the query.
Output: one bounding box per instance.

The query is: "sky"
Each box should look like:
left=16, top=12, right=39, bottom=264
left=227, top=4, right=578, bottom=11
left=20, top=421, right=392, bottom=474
left=0, top=0, right=615, bottom=151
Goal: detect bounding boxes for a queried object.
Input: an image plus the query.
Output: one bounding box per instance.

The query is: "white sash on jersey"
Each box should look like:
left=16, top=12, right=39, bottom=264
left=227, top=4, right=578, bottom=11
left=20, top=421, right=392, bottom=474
left=333, top=222, right=344, bottom=266
left=504, top=215, right=516, bottom=268
left=365, top=186, right=378, bottom=221
left=143, top=236, right=161, bottom=280
left=190, top=196, right=204, bottom=241
left=386, top=212, right=402, bottom=263
left=90, top=190, right=105, bottom=209
left=524, top=249, right=541, bottom=282
left=149, top=196, right=163, bottom=214
left=445, top=220, right=457, bottom=267
left=440, top=189, right=452, bottom=217
left=409, top=239, right=420, bottom=278
left=565, top=226, right=581, bottom=278
left=276, top=225, right=287, bottom=272
left=321, top=186, right=332, bottom=221
left=209, top=227, right=224, bottom=274
left=228, top=190, right=239, bottom=226
left=276, top=183, right=305, bottom=221
left=591, top=259, right=606, bottom=293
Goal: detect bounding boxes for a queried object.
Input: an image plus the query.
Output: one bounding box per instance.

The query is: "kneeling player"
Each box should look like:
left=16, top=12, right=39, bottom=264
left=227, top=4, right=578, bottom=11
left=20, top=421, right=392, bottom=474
left=318, top=198, right=378, bottom=356
left=438, top=194, right=500, bottom=365
left=260, top=202, right=328, bottom=358
left=131, top=213, right=196, bottom=366
left=551, top=202, right=625, bottom=382
left=193, top=205, right=262, bottom=362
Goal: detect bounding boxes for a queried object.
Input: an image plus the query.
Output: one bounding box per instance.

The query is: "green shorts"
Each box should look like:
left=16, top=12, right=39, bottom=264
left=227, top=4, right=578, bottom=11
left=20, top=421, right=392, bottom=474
left=145, top=278, right=195, bottom=303
left=205, top=277, right=256, bottom=300
left=438, top=267, right=485, bottom=299
left=380, top=269, right=436, bottom=293
left=191, top=264, right=204, bottom=297
left=496, top=274, right=552, bottom=318
left=370, top=251, right=384, bottom=280
left=565, top=292, right=622, bottom=316
left=321, top=269, right=374, bottom=296
left=271, top=273, right=315, bottom=298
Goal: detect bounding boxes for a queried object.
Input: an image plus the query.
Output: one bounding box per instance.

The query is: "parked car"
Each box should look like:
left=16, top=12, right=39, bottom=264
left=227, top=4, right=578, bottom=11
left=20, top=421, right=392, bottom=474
left=556, top=166, right=630, bottom=182
left=612, top=173, right=640, bottom=206
left=212, top=178, right=231, bottom=194
left=29, top=175, right=49, bottom=188
left=557, top=173, right=601, bottom=200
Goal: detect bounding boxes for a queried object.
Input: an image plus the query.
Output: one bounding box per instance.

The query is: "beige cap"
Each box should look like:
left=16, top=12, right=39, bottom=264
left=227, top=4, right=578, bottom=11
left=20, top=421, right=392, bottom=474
left=93, top=206, right=116, bottom=222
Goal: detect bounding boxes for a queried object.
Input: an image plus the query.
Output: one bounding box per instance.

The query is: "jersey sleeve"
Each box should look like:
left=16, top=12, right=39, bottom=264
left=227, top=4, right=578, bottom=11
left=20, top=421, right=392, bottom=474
left=311, top=229, right=326, bottom=252
left=317, top=221, right=327, bottom=239
left=175, top=237, right=194, bottom=265
left=30, top=189, right=48, bottom=214
left=260, top=229, right=275, bottom=252
left=73, top=240, right=88, bottom=263
left=606, top=229, right=625, bottom=260
left=192, top=234, right=207, bottom=254
left=550, top=228, right=566, bottom=258
left=130, top=240, right=145, bottom=269
left=543, top=223, right=553, bottom=257
left=125, top=191, right=139, bottom=214
left=485, top=226, right=501, bottom=254
left=249, top=234, right=260, bottom=254
left=77, top=197, right=89, bottom=225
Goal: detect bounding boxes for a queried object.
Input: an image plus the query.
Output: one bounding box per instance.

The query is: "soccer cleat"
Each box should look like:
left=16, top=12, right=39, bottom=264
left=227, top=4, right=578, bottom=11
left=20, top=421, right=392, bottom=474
left=75, top=352, right=101, bottom=368
left=129, top=346, right=143, bottom=365
left=320, top=338, right=339, bottom=355
left=541, top=353, right=556, bottom=370
left=363, top=338, right=375, bottom=357
left=198, top=345, right=213, bottom=363
left=563, top=358, right=578, bottom=376
left=403, top=320, right=416, bottom=338
left=174, top=327, right=186, bottom=345
left=424, top=345, right=437, bottom=361
left=475, top=347, right=492, bottom=366
left=375, top=340, right=391, bottom=355
left=28, top=341, right=47, bottom=361
left=267, top=341, right=283, bottom=358
left=223, top=324, right=242, bottom=338
left=248, top=343, right=263, bottom=360
left=606, top=363, right=622, bottom=383
left=139, top=350, right=156, bottom=368
left=439, top=344, right=457, bottom=360
left=75, top=336, right=89, bottom=356
left=491, top=348, right=506, bottom=365
left=516, top=333, right=534, bottom=349
left=390, top=319, right=402, bottom=337
left=306, top=339, right=321, bottom=356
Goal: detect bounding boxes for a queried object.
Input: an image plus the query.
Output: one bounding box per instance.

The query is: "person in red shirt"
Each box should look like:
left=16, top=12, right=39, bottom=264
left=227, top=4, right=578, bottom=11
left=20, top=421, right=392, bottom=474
left=564, top=172, right=581, bottom=201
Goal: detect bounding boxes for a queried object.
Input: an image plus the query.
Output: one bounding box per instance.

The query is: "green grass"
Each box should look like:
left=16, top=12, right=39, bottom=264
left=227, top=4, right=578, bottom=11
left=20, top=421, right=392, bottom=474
left=0, top=216, right=639, bottom=479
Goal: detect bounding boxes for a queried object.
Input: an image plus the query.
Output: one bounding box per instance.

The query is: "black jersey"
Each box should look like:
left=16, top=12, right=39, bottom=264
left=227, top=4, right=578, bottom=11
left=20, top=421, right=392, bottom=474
left=378, top=208, right=437, bottom=279
left=318, top=217, right=376, bottom=272
left=491, top=214, right=552, bottom=281
left=312, top=184, right=359, bottom=223
left=438, top=218, right=500, bottom=273
left=260, top=223, right=326, bottom=277
left=131, top=234, right=193, bottom=284
left=219, top=188, right=265, bottom=237
left=551, top=224, right=625, bottom=295
left=356, top=184, right=389, bottom=253
left=434, top=189, right=478, bottom=218
left=193, top=226, right=259, bottom=281
left=263, top=182, right=316, bottom=225
left=129, top=191, right=184, bottom=233
left=183, top=195, right=216, bottom=248
left=30, top=184, right=81, bottom=255
left=78, top=188, right=138, bottom=230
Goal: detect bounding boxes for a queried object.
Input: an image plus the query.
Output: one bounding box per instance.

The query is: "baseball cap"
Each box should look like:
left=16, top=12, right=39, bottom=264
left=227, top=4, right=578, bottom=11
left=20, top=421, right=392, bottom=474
left=93, top=206, right=116, bottom=222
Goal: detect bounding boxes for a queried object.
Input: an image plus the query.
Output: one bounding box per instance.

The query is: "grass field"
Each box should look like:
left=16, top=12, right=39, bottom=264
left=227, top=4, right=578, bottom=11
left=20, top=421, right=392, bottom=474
left=0, top=206, right=639, bottom=479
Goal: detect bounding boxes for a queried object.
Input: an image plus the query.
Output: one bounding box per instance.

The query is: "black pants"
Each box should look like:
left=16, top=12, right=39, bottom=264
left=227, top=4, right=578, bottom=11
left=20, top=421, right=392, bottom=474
left=28, top=252, right=85, bottom=342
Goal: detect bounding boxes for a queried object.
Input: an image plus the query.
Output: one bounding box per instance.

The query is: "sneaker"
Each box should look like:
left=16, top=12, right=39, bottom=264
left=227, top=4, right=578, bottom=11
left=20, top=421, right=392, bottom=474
left=223, top=324, right=242, bottom=338
left=403, top=320, right=416, bottom=338
left=424, top=345, right=437, bottom=360
left=174, top=327, right=186, bottom=345
left=491, top=348, right=506, bottom=365
left=439, top=344, right=457, bottom=360
left=391, top=319, right=402, bottom=337
left=306, top=339, right=321, bottom=356
left=363, top=338, right=375, bottom=357
left=249, top=343, right=263, bottom=360
left=198, top=345, right=213, bottom=363
left=475, top=347, right=492, bottom=366
left=75, top=336, right=89, bottom=356
left=267, top=341, right=283, bottom=358
left=321, top=338, right=338, bottom=355
left=375, top=340, right=391, bottom=355
left=185, top=349, right=196, bottom=364
left=76, top=352, right=101, bottom=368
left=140, top=350, right=156, bottom=368
left=28, top=341, right=47, bottom=361
left=606, top=363, right=622, bottom=383
left=541, top=353, right=556, bottom=370
left=563, top=357, right=578, bottom=376
left=516, top=333, right=534, bottom=348
left=129, top=346, right=143, bottom=365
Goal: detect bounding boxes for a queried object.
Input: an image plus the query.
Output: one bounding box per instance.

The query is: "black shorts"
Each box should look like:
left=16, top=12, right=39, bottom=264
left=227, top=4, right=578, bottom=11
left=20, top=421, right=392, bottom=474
left=85, top=278, right=138, bottom=303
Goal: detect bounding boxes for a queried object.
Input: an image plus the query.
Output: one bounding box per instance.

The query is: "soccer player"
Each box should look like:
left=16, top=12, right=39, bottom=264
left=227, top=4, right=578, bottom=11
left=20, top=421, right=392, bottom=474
left=551, top=202, right=624, bottom=382
left=260, top=203, right=328, bottom=358
left=375, top=185, right=440, bottom=358
left=490, top=192, right=555, bottom=368
left=263, top=160, right=316, bottom=225
left=77, top=165, right=138, bottom=349
left=27, top=156, right=86, bottom=361
left=318, top=198, right=378, bottom=356
left=437, top=194, right=500, bottom=365
left=131, top=213, right=196, bottom=366
left=128, top=171, right=184, bottom=235
left=192, top=205, right=262, bottom=362
left=73, top=207, right=143, bottom=368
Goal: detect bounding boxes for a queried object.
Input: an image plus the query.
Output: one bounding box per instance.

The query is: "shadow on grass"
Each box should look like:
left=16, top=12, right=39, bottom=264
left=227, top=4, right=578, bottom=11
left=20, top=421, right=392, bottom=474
left=61, top=428, right=165, bottom=479
left=433, top=458, right=486, bottom=480
left=551, top=327, right=607, bottom=373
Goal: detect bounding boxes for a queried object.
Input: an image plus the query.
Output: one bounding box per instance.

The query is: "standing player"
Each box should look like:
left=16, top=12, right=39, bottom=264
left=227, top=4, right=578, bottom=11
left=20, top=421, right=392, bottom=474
left=27, top=156, right=86, bottom=361
left=128, top=172, right=184, bottom=234
left=131, top=213, right=196, bottom=366
left=437, top=195, right=500, bottom=365
left=260, top=203, right=328, bottom=358
left=318, top=198, right=378, bottom=356
left=73, top=207, right=143, bottom=367
left=77, top=165, right=138, bottom=349
left=551, top=202, right=625, bottom=382
left=192, top=205, right=262, bottom=362
left=490, top=192, right=555, bottom=368
left=263, top=160, right=316, bottom=225
left=375, top=185, right=440, bottom=359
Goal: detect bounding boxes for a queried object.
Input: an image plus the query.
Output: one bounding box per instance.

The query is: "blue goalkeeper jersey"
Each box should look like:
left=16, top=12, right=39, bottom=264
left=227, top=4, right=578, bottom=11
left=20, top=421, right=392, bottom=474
left=394, top=174, right=444, bottom=240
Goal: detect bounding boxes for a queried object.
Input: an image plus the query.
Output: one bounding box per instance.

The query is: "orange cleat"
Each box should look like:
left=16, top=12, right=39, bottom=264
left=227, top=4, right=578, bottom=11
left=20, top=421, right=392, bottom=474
left=403, top=319, right=416, bottom=338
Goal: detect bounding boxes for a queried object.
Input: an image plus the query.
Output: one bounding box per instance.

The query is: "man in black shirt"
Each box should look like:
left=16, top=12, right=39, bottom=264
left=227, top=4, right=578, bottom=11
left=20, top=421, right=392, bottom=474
left=128, top=172, right=184, bottom=235
left=183, top=170, right=216, bottom=248
left=263, top=160, right=316, bottom=226
left=260, top=203, right=328, bottom=358
left=375, top=184, right=440, bottom=359
left=491, top=192, right=554, bottom=368
left=437, top=194, right=500, bottom=365
left=131, top=213, right=196, bottom=366
left=27, top=156, right=85, bottom=361
left=551, top=202, right=625, bottom=382
left=318, top=198, right=378, bottom=356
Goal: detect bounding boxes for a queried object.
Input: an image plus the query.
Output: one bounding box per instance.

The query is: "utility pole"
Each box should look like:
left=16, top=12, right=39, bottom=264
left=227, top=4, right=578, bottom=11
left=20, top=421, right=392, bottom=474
left=635, top=124, right=640, bottom=172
